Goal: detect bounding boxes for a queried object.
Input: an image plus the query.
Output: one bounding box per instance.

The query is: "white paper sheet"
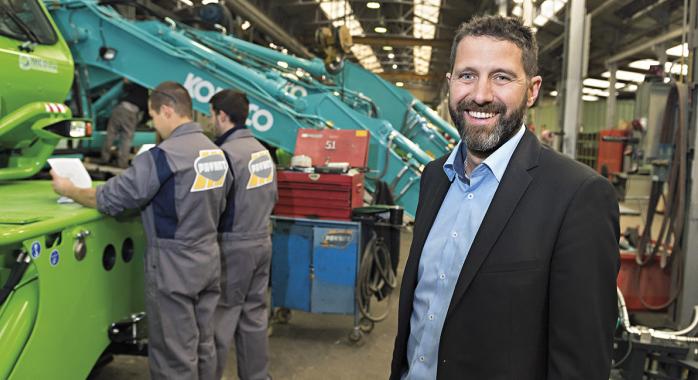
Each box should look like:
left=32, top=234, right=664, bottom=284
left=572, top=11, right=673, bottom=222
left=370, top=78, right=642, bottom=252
left=47, top=158, right=92, bottom=204
left=136, top=143, right=156, bottom=156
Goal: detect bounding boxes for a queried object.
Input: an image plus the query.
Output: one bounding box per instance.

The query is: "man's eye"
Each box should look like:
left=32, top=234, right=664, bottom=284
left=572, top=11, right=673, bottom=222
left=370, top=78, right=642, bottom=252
left=459, top=73, right=475, bottom=80
left=494, top=75, right=512, bottom=82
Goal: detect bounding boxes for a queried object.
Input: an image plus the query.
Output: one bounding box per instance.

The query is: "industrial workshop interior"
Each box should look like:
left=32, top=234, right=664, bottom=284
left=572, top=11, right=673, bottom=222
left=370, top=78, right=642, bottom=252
left=1, top=0, right=697, bottom=379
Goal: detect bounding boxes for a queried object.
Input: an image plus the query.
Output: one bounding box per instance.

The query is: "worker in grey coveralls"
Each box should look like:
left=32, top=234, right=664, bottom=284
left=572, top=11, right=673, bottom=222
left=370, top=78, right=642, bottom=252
left=209, top=89, right=277, bottom=380
left=51, top=82, right=231, bottom=380
left=100, top=79, right=149, bottom=168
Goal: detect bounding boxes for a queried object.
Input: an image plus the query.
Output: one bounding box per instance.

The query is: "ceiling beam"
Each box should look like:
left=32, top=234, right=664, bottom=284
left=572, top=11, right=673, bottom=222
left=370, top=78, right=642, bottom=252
left=352, top=36, right=452, bottom=49
left=224, top=0, right=313, bottom=58
left=379, top=71, right=444, bottom=82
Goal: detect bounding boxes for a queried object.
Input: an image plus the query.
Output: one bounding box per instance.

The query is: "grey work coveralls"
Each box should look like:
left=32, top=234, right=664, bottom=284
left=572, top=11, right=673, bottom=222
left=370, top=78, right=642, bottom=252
left=97, top=122, right=231, bottom=380
left=214, top=128, right=278, bottom=380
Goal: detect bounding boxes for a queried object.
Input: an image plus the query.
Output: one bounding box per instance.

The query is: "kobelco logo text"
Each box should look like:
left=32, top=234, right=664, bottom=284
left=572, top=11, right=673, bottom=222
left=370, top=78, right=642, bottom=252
left=183, top=73, right=274, bottom=132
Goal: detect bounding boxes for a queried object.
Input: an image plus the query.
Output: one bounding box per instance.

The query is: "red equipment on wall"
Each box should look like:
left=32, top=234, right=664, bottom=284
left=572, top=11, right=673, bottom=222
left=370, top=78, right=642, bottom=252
left=273, top=129, right=369, bottom=221
left=597, top=129, right=628, bottom=178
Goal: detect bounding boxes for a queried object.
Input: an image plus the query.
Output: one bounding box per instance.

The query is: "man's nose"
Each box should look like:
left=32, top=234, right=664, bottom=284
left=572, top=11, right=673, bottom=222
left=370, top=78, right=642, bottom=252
left=472, top=79, right=494, bottom=105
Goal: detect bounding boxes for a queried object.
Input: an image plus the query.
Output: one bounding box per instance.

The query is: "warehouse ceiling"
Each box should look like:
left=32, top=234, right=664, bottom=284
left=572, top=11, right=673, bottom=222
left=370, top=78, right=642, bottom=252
left=152, top=0, right=690, bottom=107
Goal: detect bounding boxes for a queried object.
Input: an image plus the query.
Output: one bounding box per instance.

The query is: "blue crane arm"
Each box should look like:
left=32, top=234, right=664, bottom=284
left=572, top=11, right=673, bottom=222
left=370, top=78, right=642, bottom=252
left=48, top=0, right=425, bottom=216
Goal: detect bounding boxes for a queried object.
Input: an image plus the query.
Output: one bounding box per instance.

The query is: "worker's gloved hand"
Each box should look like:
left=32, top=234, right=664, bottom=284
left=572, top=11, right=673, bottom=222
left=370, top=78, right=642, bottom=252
left=50, top=169, right=76, bottom=197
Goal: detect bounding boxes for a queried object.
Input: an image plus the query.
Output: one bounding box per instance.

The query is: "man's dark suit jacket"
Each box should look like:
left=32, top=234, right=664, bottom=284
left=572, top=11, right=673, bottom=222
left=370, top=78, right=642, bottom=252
left=390, top=130, right=620, bottom=380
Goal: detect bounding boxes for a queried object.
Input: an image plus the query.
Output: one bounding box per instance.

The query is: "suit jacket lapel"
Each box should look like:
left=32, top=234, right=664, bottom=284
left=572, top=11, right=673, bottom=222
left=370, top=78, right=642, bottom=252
left=402, top=156, right=452, bottom=294
left=446, top=131, right=541, bottom=319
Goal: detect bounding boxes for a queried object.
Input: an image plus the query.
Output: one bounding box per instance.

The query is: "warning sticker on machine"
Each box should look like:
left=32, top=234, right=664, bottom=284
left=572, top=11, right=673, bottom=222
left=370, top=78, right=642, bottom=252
left=49, top=250, right=59, bottom=267
left=191, top=149, right=228, bottom=192
left=320, top=229, right=354, bottom=249
left=30, top=241, right=41, bottom=259
left=246, top=150, right=274, bottom=189
left=18, top=54, right=58, bottom=73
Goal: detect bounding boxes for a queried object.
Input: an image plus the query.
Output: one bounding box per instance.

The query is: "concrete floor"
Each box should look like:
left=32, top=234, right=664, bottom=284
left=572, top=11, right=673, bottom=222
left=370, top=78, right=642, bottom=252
left=90, top=203, right=648, bottom=380
left=92, top=230, right=411, bottom=380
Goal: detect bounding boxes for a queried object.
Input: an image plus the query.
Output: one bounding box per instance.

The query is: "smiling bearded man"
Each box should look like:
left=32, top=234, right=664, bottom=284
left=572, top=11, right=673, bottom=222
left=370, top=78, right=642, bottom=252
left=390, top=15, right=620, bottom=380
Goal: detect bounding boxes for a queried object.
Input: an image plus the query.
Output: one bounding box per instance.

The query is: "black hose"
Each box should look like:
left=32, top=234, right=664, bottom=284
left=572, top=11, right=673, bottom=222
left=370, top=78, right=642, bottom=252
left=0, top=250, right=31, bottom=307
left=356, top=232, right=396, bottom=322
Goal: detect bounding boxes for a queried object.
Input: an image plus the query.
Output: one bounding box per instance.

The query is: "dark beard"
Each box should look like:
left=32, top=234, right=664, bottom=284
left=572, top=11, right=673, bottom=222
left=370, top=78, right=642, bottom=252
left=449, top=96, right=527, bottom=157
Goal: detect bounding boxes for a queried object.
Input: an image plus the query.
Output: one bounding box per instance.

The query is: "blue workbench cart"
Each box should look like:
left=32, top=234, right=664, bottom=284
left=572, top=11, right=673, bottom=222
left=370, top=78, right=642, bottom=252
left=270, top=216, right=367, bottom=341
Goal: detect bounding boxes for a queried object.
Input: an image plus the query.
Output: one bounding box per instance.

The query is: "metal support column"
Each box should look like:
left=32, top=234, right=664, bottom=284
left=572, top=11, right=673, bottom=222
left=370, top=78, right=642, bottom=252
left=678, top=0, right=698, bottom=326
left=606, top=64, right=617, bottom=129
left=560, top=0, right=586, bottom=157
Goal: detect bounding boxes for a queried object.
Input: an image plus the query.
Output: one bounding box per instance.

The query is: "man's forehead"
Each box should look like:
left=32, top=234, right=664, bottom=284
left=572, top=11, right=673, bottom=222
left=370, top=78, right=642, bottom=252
left=452, top=36, right=524, bottom=71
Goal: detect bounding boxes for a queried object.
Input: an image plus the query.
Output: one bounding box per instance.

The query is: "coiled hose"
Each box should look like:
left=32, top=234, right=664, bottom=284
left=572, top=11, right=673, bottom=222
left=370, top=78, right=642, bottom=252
left=356, top=232, right=397, bottom=322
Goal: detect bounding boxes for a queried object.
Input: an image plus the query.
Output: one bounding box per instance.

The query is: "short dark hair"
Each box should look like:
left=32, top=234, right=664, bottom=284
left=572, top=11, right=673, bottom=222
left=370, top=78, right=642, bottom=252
left=209, top=89, right=249, bottom=127
left=449, top=15, right=538, bottom=77
left=149, top=81, right=193, bottom=118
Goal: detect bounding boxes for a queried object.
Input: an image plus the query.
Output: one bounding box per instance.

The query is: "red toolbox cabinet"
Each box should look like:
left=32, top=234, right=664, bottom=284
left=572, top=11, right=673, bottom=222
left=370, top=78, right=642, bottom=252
left=275, top=171, right=364, bottom=220
left=273, top=129, right=369, bottom=221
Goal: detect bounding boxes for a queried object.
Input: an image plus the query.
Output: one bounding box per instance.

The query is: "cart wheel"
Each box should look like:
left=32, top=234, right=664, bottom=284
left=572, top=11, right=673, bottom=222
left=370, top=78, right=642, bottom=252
left=348, top=328, right=363, bottom=343
left=359, top=317, right=374, bottom=333
left=274, top=308, right=291, bottom=324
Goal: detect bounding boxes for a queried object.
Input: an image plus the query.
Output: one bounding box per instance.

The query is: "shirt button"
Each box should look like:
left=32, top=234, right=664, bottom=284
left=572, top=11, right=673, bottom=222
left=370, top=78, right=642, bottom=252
left=428, top=314, right=435, bottom=320
left=439, top=273, right=446, bottom=280
left=451, top=231, right=458, bottom=238
left=467, top=193, right=474, bottom=199
left=419, top=356, right=426, bottom=362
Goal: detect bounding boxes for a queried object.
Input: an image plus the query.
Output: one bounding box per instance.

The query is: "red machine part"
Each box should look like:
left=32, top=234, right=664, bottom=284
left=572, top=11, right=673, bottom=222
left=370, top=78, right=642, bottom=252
left=617, top=251, right=671, bottom=311
left=597, top=129, right=628, bottom=178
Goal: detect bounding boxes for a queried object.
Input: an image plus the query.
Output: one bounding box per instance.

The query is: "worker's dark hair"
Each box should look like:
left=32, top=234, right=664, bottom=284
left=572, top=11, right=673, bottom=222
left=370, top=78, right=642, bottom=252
left=449, top=15, right=538, bottom=77
left=209, top=89, right=249, bottom=127
left=149, top=81, right=193, bottom=118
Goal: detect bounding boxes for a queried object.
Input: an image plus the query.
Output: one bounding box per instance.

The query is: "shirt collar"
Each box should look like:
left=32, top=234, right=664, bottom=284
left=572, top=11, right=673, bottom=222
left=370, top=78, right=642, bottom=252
left=214, top=125, right=247, bottom=146
left=169, top=122, right=202, bottom=138
left=443, top=124, right=526, bottom=183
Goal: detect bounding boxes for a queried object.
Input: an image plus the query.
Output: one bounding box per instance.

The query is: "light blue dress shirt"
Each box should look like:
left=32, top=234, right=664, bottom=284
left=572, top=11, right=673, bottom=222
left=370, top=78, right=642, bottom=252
left=403, top=126, right=526, bottom=379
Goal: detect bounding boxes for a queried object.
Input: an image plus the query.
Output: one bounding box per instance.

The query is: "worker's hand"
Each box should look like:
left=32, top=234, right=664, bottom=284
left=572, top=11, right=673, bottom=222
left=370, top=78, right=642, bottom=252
left=50, top=170, right=74, bottom=197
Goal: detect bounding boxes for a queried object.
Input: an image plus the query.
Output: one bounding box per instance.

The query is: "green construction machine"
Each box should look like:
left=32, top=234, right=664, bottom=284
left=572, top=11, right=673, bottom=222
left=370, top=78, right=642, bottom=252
left=0, top=1, right=146, bottom=378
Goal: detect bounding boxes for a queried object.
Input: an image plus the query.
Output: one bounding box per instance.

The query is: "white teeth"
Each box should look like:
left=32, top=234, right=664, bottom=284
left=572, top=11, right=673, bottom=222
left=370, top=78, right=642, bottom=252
left=468, top=111, right=496, bottom=119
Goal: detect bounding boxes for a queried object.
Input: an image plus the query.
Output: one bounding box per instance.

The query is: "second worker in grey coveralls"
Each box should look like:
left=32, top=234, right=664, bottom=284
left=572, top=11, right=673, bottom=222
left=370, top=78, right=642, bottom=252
left=209, top=89, right=277, bottom=380
left=52, top=82, right=231, bottom=380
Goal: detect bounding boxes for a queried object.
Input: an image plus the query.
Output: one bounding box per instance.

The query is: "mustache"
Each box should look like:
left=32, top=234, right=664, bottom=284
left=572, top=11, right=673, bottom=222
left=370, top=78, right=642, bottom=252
left=456, top=100, right=506, bottom=114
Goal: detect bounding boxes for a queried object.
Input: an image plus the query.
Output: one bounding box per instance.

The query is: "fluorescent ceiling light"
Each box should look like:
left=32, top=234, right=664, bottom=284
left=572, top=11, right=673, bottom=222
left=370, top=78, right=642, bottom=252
left=625, top=84, right=638, bottom=92
left=413, top=0, right=440, bottom=75
left=512, top=5, right=522, bottom=16
left=388, top=53, right=395, bottom=59
left=374, top=26, right=387, bottom=33
left=582, top=87, right=609, bottom=97
left=666, top=43, right=688, bottom=57
left=382, top=46, right=393, bottom=51
left=582, top=95, right=599, bottom=101
left=366, top=2, right=381, bottom=9
left=513, top=0, right=523, bottom=3
left=550, top=90, right=558, bottom=97
left=583, top=78, right=626, bottom=89
left=202, top=0, right=219, bottom=4
left=396, top=82, right=404, bottom=87
left=241, top=20, right=251, bottom=30
left=534, top=15, right=548, bottom=26
left=178, top=0, right=193, bottom=5
left=602, top=70, right=645, bottom=83
left=319, top=2, right=383, bottom=73
left=628, top=59, right=688, bottom=76
left=392, top=64, right=398, bottom=69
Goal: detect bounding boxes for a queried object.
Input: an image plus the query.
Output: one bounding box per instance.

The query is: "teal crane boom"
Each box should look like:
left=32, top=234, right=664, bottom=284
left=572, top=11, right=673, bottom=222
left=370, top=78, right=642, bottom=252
left=49, top=0, right=427, bottom=216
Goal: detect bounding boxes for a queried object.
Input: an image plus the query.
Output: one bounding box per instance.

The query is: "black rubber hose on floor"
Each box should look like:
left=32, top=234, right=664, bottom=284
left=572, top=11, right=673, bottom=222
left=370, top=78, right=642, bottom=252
left=356, top=232, right=397, bottom=322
